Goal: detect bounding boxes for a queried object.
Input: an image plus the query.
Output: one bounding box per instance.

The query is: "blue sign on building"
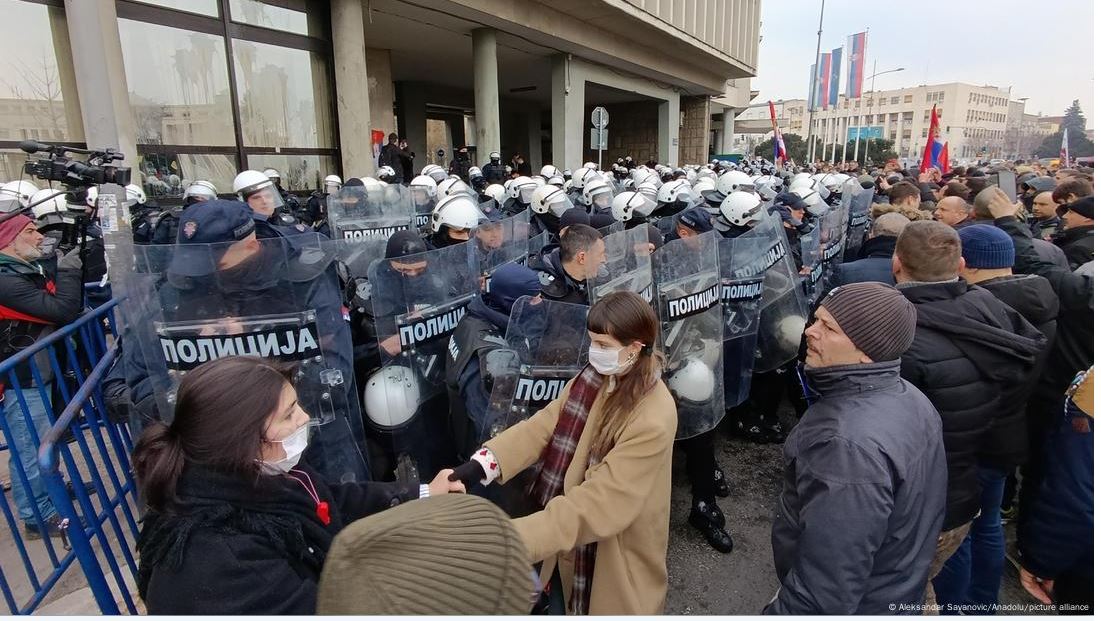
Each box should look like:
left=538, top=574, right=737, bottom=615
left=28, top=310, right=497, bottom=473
left=848, top=126, right=884, bottom=141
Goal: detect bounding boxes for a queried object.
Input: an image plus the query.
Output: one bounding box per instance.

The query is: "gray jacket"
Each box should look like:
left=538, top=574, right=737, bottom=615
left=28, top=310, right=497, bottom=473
left=767, top=360, right=947, bottom=615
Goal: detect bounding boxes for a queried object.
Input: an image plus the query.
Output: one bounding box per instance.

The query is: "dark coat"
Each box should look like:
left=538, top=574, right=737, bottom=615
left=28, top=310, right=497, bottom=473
left=138, top=463, right=417, bottom=615
left=532, top=248, right=589, bottom=305
left=0, top=254, right=83, bottom=386
left=838, top=236, right=896, bottom=286
left=974, top=274, right=1059, bottom=470
left=767, top=361, right=946, bottom=615
left=1052, top=225, right=1094, bottom=271
left=898, top=279, right=1046, bottom=530
left=377, top=142, right=403, bottom=173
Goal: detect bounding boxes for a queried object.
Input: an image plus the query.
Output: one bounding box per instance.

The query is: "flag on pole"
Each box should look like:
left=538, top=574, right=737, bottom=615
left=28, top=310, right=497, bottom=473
left=828, top=47, right=842, bottom=106
left=921, top=104, right=949, bottom=172
left=808, top=64, right=818, bottom=111
left=1059, top=128, right=1070, bottom=167
left=769, top=101, right=786, bottom=163
left=817, top=53, right=831, bottom=110
left=846, top=32, right=867, bottom=98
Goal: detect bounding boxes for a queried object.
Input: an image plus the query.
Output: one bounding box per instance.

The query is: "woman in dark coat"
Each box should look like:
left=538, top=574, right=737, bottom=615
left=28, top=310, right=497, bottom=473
left=133, top=356, right=464, bottom=614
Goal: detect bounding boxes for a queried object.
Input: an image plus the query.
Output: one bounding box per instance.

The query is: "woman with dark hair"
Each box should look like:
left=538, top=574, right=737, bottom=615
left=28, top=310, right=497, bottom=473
left=450, top=291, right=677, bottom=615
left=133, top=356, right=463, bottom=614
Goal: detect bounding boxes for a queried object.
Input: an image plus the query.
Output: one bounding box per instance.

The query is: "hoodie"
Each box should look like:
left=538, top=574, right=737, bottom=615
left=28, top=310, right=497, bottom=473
left=898, top=278, right=1046, bottom=529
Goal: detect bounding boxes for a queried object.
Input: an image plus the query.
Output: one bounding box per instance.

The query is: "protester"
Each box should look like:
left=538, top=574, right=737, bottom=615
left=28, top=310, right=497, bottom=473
left=0, top=214, right=83, bottom=539
left=1051, top=196, right=1093, bottom=270
left=891, top=220, right=1045, bottom=608
left=972, top=186, right=1069, bottom=269
left=933, top=196, right=972, bottom=228
left=1051, top=177, right=1092, bottom=207
left=377, top=133, right=403, bottom=173
left=766, top=282, right=945, bottom=615
left=838, top=212, right=908, bottom=285
left=449, top=291, right=676, bottom=614
left=317, top=494, right=535, bottom=614
left=1029, top=191, right=1061, bottom=240
left=134, top=356, right=464, bottom=614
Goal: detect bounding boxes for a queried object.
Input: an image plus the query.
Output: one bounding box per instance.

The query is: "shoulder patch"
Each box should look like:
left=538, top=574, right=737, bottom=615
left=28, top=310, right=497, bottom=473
left=538, top=271, right=555, bottom=286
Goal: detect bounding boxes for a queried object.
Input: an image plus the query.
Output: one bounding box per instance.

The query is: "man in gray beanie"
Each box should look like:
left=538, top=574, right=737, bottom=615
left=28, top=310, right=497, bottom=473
left=766, top=282, right=947, bottom=615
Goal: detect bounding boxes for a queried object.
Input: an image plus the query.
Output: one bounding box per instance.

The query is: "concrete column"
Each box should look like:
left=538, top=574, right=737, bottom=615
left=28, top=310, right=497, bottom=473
left=551, top=55, right=584, bottom=170
left=63, top=0, right=135, bottom=166
left=472, top=28, right=501, bottom=158
left=395, top=82, right=427, bottom=174
left=366, top=48, right=396, bottom=138
left=721, top=107, right=737, bottom=155
left=527, top=108, right=543, bottom=170
left=331, top=0, right=373, bottom=176
left=895, top=113, right=904, bottom=158
left=657, top=96, right=680, bottom=166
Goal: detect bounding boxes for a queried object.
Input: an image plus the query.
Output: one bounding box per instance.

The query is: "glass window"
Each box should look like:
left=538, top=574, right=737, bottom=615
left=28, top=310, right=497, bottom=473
left=0, top=149, right=33, bottom=181
left=890, top=97, right=899, bottom=104
left=0, top=0, right=84, bottom=143
left=904, top=95, right=912, bottom=103
left=129, top=0, right=220, bottom=17
left=246, top=154, right=336, bottom=192
left=233, top=39, right=334, bottom=148
left=137, top=151, right=238, bottom=201
left=229, top=0, right=325, bottom=37
left=118, top=19, right=235, bottom=146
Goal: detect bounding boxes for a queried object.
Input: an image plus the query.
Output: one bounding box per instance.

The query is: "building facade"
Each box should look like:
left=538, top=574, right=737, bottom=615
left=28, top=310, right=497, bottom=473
left=0, top=0, right=760, bottom=201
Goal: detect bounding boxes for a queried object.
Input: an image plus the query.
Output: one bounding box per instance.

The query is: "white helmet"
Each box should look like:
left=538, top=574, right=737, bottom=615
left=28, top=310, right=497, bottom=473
left=421, top=164, right=448, bottom=184
left=546, top=175, right=565, bottom=188
left=507, top=176, right=537, bottom=203
left=718, top=191, right=764, bottom=228
left=468, top=166, right=484, bottom=179
left=233, top=169, right=276, bottom=198
left=184, top=180, right=218, bottom=202
left=30, top=188, right=74, bottom=225
left=409, top=175, right=438, bottom=204
left=657, top=179, right=701, bottom=208
left=531, top=176, right=547, bottom=188
left=572, top=167, right=599, bottom=190
left=610, top=191, right=656, bottom=222
left=581, top=177, right=614, bottom=210
left=667, top=358, right=715, bottom=402
left=363, top=366, right=420, bottom=428
left=531, top=185, right=572, bottom=217
left=792, top=186, right=824, bottom=212
left=540, top=164, right=561, bottom=179
left=84, top=185, right=98, bottom=209
left=583, top=161, right=598, bottom=170
left=693, top=176, right=717, bottom=193
left=262, top=168, right=281, bottom=182
left=431, top=194, right=483, bottom=233
left=0, top=180, right=39, bottom=208
left=789, top=176, right=814, bottom=192
left=716, top=170, right=754, bottom=196
left=323, top=174, right=342, bottom=193
left=437, top=177, right=472, bottom=198
left=484, top=183, right=506, bottom=207
left=822, top=173, right=846, bottom=193
left=377, top=165, right=397, bottom=181
left=125, top=183, right=147, bottom=207
left=635, top=181, right=660, bottom=203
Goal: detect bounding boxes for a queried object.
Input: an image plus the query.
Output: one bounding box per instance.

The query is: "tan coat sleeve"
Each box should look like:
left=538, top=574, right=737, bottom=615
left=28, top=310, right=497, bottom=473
left=512, top=398, right=676, bottom=562
left=484, top=379, right=572, bottom=483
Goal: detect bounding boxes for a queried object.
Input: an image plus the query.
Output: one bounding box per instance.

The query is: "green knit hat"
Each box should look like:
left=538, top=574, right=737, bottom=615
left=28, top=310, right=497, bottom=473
left=317, top=494, right=533, bottom=615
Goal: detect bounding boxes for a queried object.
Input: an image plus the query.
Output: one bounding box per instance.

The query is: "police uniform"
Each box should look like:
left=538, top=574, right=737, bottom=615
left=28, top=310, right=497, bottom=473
left=531, top=249, right=588, bottom=305
left=482, top=161, right=508, bottom=185
left=444, top=296, right=510, bottom=459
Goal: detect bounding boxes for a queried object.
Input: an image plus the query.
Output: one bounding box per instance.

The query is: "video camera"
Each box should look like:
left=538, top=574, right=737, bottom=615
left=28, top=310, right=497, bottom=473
left=19, top=140, right=131, bottom=189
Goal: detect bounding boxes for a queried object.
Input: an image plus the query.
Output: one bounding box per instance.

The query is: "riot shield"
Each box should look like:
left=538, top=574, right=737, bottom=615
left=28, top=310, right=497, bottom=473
left=844, top=186, right=874, bottom=261
left=596, top=220, right=624, bottom=237
left=366, top=241, right=480, bottom=483
left=653, top=233, right=725, bottom=439
left=820, top=202, right=848, bottom=292
left=743, top=213, right=809, bottom=372
left=327, top=184, right=413, bottom=242
left=469, top=210, right=534, bottom=293
left=127, top=235, right=369, bottom=482
left=800, top=220, right=825, bottom=305
left=588, top=225, right=654, bottom=305
left=717, top=236, right=768, bottom=408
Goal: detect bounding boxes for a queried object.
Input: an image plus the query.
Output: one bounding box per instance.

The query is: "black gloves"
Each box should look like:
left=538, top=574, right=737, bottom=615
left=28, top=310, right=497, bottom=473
left=448, top=459, right=487, bottom=487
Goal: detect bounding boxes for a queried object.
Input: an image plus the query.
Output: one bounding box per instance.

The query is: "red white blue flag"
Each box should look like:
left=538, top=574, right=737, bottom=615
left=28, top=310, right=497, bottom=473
left=1060, top=129, right=1070, bottom=167
left=846, top=32, right=867, bottom=99
left=769, top=101, right=786, bottom=163
left=921, top=104, right=949, bottom=172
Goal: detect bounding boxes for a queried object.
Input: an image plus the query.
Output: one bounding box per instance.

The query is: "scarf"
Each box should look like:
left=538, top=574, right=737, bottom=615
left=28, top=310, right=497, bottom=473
left=527, top=364, right=604, bottom=615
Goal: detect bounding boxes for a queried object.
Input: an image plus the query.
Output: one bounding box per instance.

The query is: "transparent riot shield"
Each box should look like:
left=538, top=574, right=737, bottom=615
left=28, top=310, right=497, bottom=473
left=800, top=220, right=825, bottom=305
left=469, top=210, right=534, bottom=293
left=477, top=197, right=504, bottom=222
left=327, top=184, right=413, bottom=242
left=717, top=236, right=768, bottom=409
left=820, top=202, right=848, bottom=292
left=588, top=225, right=655, bottom=306
left=844, top=186, right=874, bottom=261
left=480, top=296, right=590, bottom=517
left=743, top=213, right=809, bottom=372
left=127, top=234, right=369, bottom=482
left=365, top=240, right=480, bottom=483
left=596, top=220, right=625, bottom=238
left=653, top=232, right=725, bottom=439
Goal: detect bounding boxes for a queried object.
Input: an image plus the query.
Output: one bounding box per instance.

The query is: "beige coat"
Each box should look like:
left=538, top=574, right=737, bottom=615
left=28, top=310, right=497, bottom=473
left=485, top=376, right=677, bottom=615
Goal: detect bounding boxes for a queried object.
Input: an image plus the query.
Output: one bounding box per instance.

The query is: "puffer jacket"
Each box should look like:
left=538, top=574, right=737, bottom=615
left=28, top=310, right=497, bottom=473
left=975, top=274, right=1059, bottom=470
left=1052, top=225, right=1093, bottom=271
left=768, top=361, right=946, bottom=615
left=898, top=279, right=1046, bottom=530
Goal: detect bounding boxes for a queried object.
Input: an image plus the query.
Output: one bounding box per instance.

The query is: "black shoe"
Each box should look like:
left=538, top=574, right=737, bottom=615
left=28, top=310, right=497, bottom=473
left=688, top=502, right=733, bottom=553
left=713, top=468, right=731, bottom=498
left=733, top=418, right=774, bottom=444
left=690, top=499, right=726, bottom=529
left=758, top=419, right=787, bottom=444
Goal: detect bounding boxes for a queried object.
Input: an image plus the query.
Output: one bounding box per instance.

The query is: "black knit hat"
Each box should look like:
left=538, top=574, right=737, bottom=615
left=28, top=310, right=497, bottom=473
left=820, top=282, right=916, bottom=362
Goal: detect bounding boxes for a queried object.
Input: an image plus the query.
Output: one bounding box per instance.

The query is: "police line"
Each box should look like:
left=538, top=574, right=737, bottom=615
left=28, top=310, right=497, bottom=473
left=159, top=322, right=321, bottom=371
left=665, top=283, right=722, bottom=321
left=722, top=280, right=764, bottom=302
left=342, top=225, right=408, bottom=241
left=731, top=240, right=786, bottom=279
left=397, top=301, right=473, bottom=349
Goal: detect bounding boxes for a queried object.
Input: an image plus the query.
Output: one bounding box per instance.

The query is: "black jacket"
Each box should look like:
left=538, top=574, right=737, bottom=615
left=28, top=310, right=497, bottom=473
left=377, top=143, right=403, bottom=173
left=974, top=275, right=1059, bottom=470
left=992, top=216, right=1093, bottom=409
left=531, top=248, right=588, bottom=305
left=898, top=279, right=1046, bottom=530
left=138, top=462, right=417, bottom=615
left=768, top=361, right=946, bottom=615
left=1052, top=225, right=1093, bottom=271
left=0, top=255, right=83, bottom=386
left=838, top=236, right=896, bottom=287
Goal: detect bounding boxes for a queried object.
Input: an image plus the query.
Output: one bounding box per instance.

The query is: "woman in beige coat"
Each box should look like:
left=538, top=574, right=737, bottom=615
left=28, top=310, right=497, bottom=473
left=450, top=291, right=677, bottom=615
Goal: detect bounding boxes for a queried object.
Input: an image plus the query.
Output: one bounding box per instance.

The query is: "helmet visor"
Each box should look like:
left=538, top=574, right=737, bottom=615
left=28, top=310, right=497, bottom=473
left=243, top=184, right=284, bottom=217
left=519, top=185, right=536, bottom=205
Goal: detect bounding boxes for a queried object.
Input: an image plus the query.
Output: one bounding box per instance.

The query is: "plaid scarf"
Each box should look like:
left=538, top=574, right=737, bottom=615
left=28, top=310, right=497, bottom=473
left=527, top=364, right=604, bottom=615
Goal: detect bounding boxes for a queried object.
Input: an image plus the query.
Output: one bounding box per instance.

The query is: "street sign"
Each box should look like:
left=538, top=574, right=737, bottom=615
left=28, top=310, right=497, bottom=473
left=591, top=106, right=608, bottom=128
left=590, top=128, right=608, bottom=150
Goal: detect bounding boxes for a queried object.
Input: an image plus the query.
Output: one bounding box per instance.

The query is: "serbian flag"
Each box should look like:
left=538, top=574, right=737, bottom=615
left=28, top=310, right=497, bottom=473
left=921, top=104, right=949, bottom=172
left=846, top=32, right=867, bottom=99
left=828, top=47, right=842, bottom=106
left=1059, top=128, right=1070, bottom=167
left=769, top=101, right=786, bottom=163
left=817, top=53, right=831, bottom=109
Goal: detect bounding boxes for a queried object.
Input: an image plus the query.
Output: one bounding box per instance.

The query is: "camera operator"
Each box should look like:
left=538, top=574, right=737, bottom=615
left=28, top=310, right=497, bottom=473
left=0, top=213, right=83, bottom=539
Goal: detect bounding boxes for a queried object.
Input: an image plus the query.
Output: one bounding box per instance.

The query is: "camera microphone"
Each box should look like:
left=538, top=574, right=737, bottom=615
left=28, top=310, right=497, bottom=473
left=18, top=140, right=53, bottom=155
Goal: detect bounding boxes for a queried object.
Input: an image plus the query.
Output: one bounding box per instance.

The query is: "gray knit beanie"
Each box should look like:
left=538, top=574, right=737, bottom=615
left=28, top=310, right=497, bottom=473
left=820, top=282, right=916, bottom=362
left=317, top=494, right=533, bottom=615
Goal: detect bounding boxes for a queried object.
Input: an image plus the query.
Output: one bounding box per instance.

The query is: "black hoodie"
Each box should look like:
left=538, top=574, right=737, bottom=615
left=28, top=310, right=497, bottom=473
left=899, top=279, right=1046, bottom=530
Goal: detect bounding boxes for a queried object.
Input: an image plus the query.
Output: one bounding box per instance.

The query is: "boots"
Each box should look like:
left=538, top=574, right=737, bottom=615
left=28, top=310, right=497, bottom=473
left=688, top=500, right=733, bottom=553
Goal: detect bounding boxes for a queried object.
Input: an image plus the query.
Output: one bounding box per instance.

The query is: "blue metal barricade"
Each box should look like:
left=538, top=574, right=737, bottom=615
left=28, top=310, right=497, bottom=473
left=0, top=300, right=138, bottom=614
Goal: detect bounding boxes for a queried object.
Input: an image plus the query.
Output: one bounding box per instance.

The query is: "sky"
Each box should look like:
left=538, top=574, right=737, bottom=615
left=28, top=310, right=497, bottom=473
left=754, top=0, right=1095, bottom=126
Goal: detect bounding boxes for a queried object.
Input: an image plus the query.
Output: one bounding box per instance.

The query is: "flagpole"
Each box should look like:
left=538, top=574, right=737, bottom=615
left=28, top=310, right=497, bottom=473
left=863, top=59, right=877, bottom=166
left=807, top=0, right=826, bottom=166
left=851, top=29, right=868, bottom=167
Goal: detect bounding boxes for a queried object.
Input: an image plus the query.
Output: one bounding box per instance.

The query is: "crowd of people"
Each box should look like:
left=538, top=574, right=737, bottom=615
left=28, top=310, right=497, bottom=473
left=0, top=148, right=1092, bottom=615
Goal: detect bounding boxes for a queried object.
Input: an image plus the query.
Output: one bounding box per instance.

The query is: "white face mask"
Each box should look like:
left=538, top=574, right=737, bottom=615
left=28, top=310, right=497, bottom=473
left=261, top=423, right=309, bottom=475
left=588, top=344, right=630, bottom=376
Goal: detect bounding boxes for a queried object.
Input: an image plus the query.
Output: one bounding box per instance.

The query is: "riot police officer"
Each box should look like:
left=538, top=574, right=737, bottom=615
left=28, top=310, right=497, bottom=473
left=233, top=170, right=307, bottom=238
left=183, top=181, right=218, bottom=206
left=305, top=174, right=342, bottom=232
left=425, top=194, right=482, bottom=249
left=263, top=168, right=302, bottom=217
left=482, top=152, right=508, bottom=185
left=530, top=223, right=606, bottom=305
left=713, top=191, right=765, bottom=239
left=500, top=176, right=537, bottom=216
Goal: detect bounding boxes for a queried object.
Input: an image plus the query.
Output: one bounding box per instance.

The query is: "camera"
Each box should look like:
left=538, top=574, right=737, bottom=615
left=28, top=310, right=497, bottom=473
left=19, top=140, right=131, bottom=188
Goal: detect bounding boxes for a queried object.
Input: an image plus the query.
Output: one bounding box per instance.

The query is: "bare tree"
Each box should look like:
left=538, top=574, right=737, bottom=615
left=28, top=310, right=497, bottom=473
left=1, top=51, right=66, bottom=139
